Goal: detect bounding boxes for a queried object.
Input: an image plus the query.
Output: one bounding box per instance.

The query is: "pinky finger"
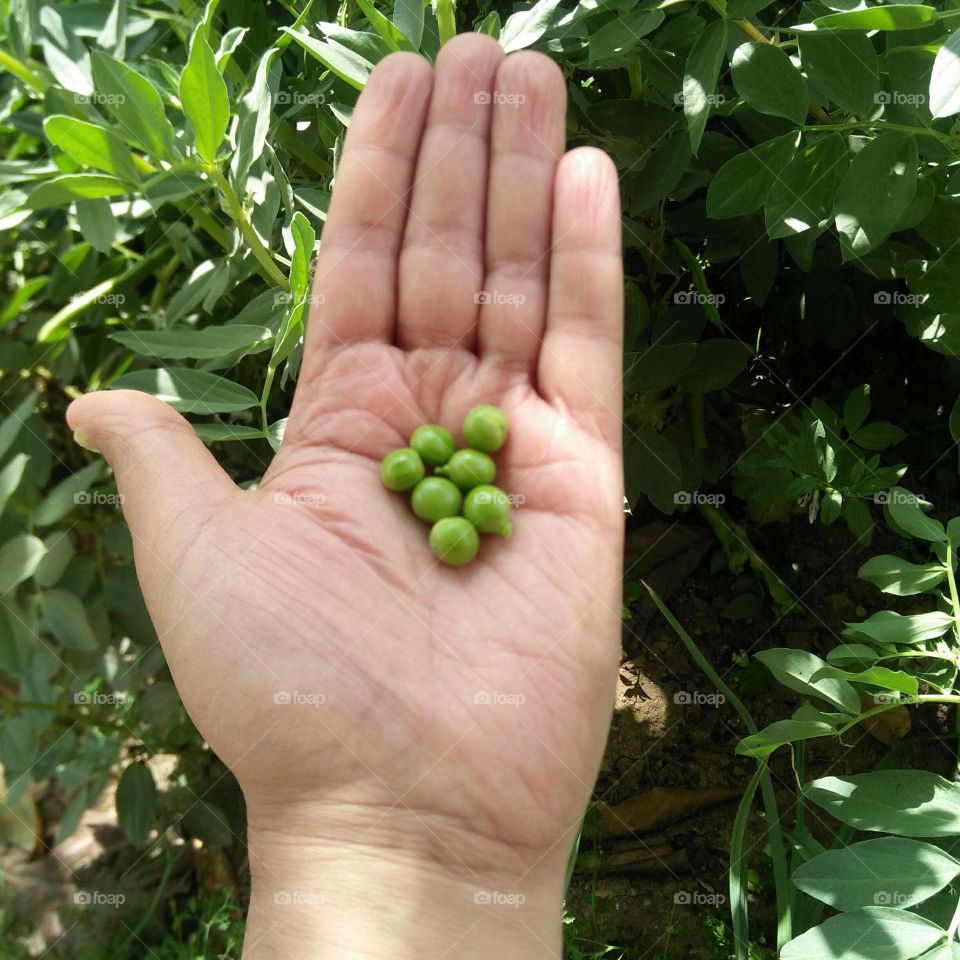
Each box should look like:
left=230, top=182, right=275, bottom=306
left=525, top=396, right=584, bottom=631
left=537, top=148, right=623, bottom=443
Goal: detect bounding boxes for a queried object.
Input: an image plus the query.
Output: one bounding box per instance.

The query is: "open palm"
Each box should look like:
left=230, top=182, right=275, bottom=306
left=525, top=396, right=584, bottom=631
left=69, top=35, right=624, bottom=883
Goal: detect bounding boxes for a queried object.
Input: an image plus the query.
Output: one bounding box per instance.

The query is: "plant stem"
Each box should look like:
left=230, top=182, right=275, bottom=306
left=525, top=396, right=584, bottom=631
left=207, top=166, right=290, bottom=291
left=37, top=245, right=171, bottom=342
left=946, top=539, right=960, bottom=779
left=803, top=120, right=954, bottom=145
left=0, top=46, right=44, bottom=90
left=259, top=363, right=277, bottom=433
left=627, top=54, right=644, bottom=100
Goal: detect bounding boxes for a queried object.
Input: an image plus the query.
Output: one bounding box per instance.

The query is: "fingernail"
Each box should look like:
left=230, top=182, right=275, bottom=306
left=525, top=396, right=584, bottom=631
left=72, top=428, right=100, bottom=453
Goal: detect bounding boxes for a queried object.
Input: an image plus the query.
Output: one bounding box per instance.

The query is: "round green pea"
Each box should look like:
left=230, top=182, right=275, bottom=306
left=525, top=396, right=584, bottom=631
left=429, top=517, right=480, bottom=567
left=463, top=485, right=513, bottom=536
left=410, top=424, right=456, bottom=467
left=411, top=477, right=462, bottom=523
left=436, top=449, right=496, bottom=490
left=379, top=448, right=425, bottom=492
left=462, top=404, right=509, bottom=453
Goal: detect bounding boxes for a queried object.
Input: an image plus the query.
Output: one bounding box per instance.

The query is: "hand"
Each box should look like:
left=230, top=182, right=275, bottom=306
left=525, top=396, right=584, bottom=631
left=68, top=35, right=623, bottom=960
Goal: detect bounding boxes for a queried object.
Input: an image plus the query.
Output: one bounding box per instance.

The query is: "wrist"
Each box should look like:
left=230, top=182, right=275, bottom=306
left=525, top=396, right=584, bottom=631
left=242, top=799, right=569, bottom=959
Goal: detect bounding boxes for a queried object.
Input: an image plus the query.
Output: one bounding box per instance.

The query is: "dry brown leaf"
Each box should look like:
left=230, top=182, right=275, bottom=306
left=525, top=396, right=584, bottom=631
left=598, top=785, right=740, bottom=838
left=859, top=690, right=911, bottom=747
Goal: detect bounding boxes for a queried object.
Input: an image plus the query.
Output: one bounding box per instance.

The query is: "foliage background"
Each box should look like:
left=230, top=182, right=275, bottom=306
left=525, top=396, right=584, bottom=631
left=2, top=0, right=960, bottom=956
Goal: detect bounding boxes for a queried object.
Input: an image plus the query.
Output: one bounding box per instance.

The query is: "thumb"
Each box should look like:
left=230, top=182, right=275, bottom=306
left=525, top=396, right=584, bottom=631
left=66, top=390, right=238, bottom=551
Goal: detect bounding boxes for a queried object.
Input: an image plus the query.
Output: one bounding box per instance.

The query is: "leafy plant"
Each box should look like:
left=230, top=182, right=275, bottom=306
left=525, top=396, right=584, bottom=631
left=734, top=487, right=960, bottom=958
left=733, top=384, right=907, bottom=544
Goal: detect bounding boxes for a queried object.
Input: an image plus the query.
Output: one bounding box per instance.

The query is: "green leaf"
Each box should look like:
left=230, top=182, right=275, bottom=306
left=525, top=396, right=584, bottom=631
left=110, top=368, right=259, bottom=414
left=673, top=340, right=751, bottom=393
left=26, top=174, right=129, bottom=210
left=736, top=719, right=836, bottom=758
left=799, top=32, right=879, bottom=116
left=34, top=462, right=105, bottom=527
left=781, top=907, right=944, bottom=960
left=0, top=535, right=46, bottom=594
left=280, top=29, right=374, bottom=89
left=180, top=25, right=231, bottom=163
left=835, top=133, right=918, bottom=259
left=76, top=198, right=119, bottom=254
left=793, top=838, right=960, bottom=911
left=288, top=212, right=316, bottom=302
left=0, top=453, right=28, bottom=518
left=731, top=42, right=809, bottom=125
left=843, top=384, right=871, bottom=434
left=41, top=589, right=98, bottom=650
left=356, top=0, right=414, bottom=50
left=194, top=423, right=266, bottom=443
left=853, top=421, right=907, bottom=450
left=931, top=27, right=960, bottom=119
left=394, top=0, right=424, bottom=47
left=682, top=21, right=728, bottom=155
left=858, top=555, right=946, bottom=595
left=0, top=393, right=37, bottom=460
left=887, top=487, right=947, bottom=541
left=43, top=116, right=140, bottom=183
left=34, top=531, right=76, bottom=588
left=803, top=5, right=939, bottom=32
left=499, top=0, right=563, bottom=53
left=819, top=664, right=918, bottom=696
left=626, top=431, right=683, bottom=514
left=755, top=648, right=861, bottom=713
left=844, top=610, right=953, bottom=645
left=707, top=133, right=800, bottom=219
left=116, top=762, right=157, bottom=845
left=182, top=800, right=233, bottom=845
left=110, top=325, right=272, bottom=360
left=91, top=51, right=178, bottom=160
left=805, top=770, right=960, bottom=836
left=764, top=134, right=848, bottom=239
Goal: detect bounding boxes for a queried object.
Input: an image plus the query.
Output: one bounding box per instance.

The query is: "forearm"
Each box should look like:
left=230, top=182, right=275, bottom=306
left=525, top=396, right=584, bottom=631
left=242, top=802, right=568, bottom=959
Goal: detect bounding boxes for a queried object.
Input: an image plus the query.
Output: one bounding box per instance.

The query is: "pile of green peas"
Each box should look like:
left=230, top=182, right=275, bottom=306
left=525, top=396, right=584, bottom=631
left=379, top=404, right=514, bottom=567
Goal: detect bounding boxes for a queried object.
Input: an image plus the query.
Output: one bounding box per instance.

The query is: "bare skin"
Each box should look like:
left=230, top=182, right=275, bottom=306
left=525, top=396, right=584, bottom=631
left=68, top=34, right=623, bottom=960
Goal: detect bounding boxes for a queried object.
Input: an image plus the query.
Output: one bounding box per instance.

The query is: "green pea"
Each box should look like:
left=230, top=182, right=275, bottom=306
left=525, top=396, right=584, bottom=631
left=462, top=404, right=509, bottom=453
left=379, top=448, right=425, bottom=492
left=410, top=423, right=457, bottom=467
left=411, top=477, right=462, bottom=523
left=435, top=449, right=496, bottom=490
left=429, top=517, right=480, bottom=567
left=463, top=485, right=513, bottom=536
